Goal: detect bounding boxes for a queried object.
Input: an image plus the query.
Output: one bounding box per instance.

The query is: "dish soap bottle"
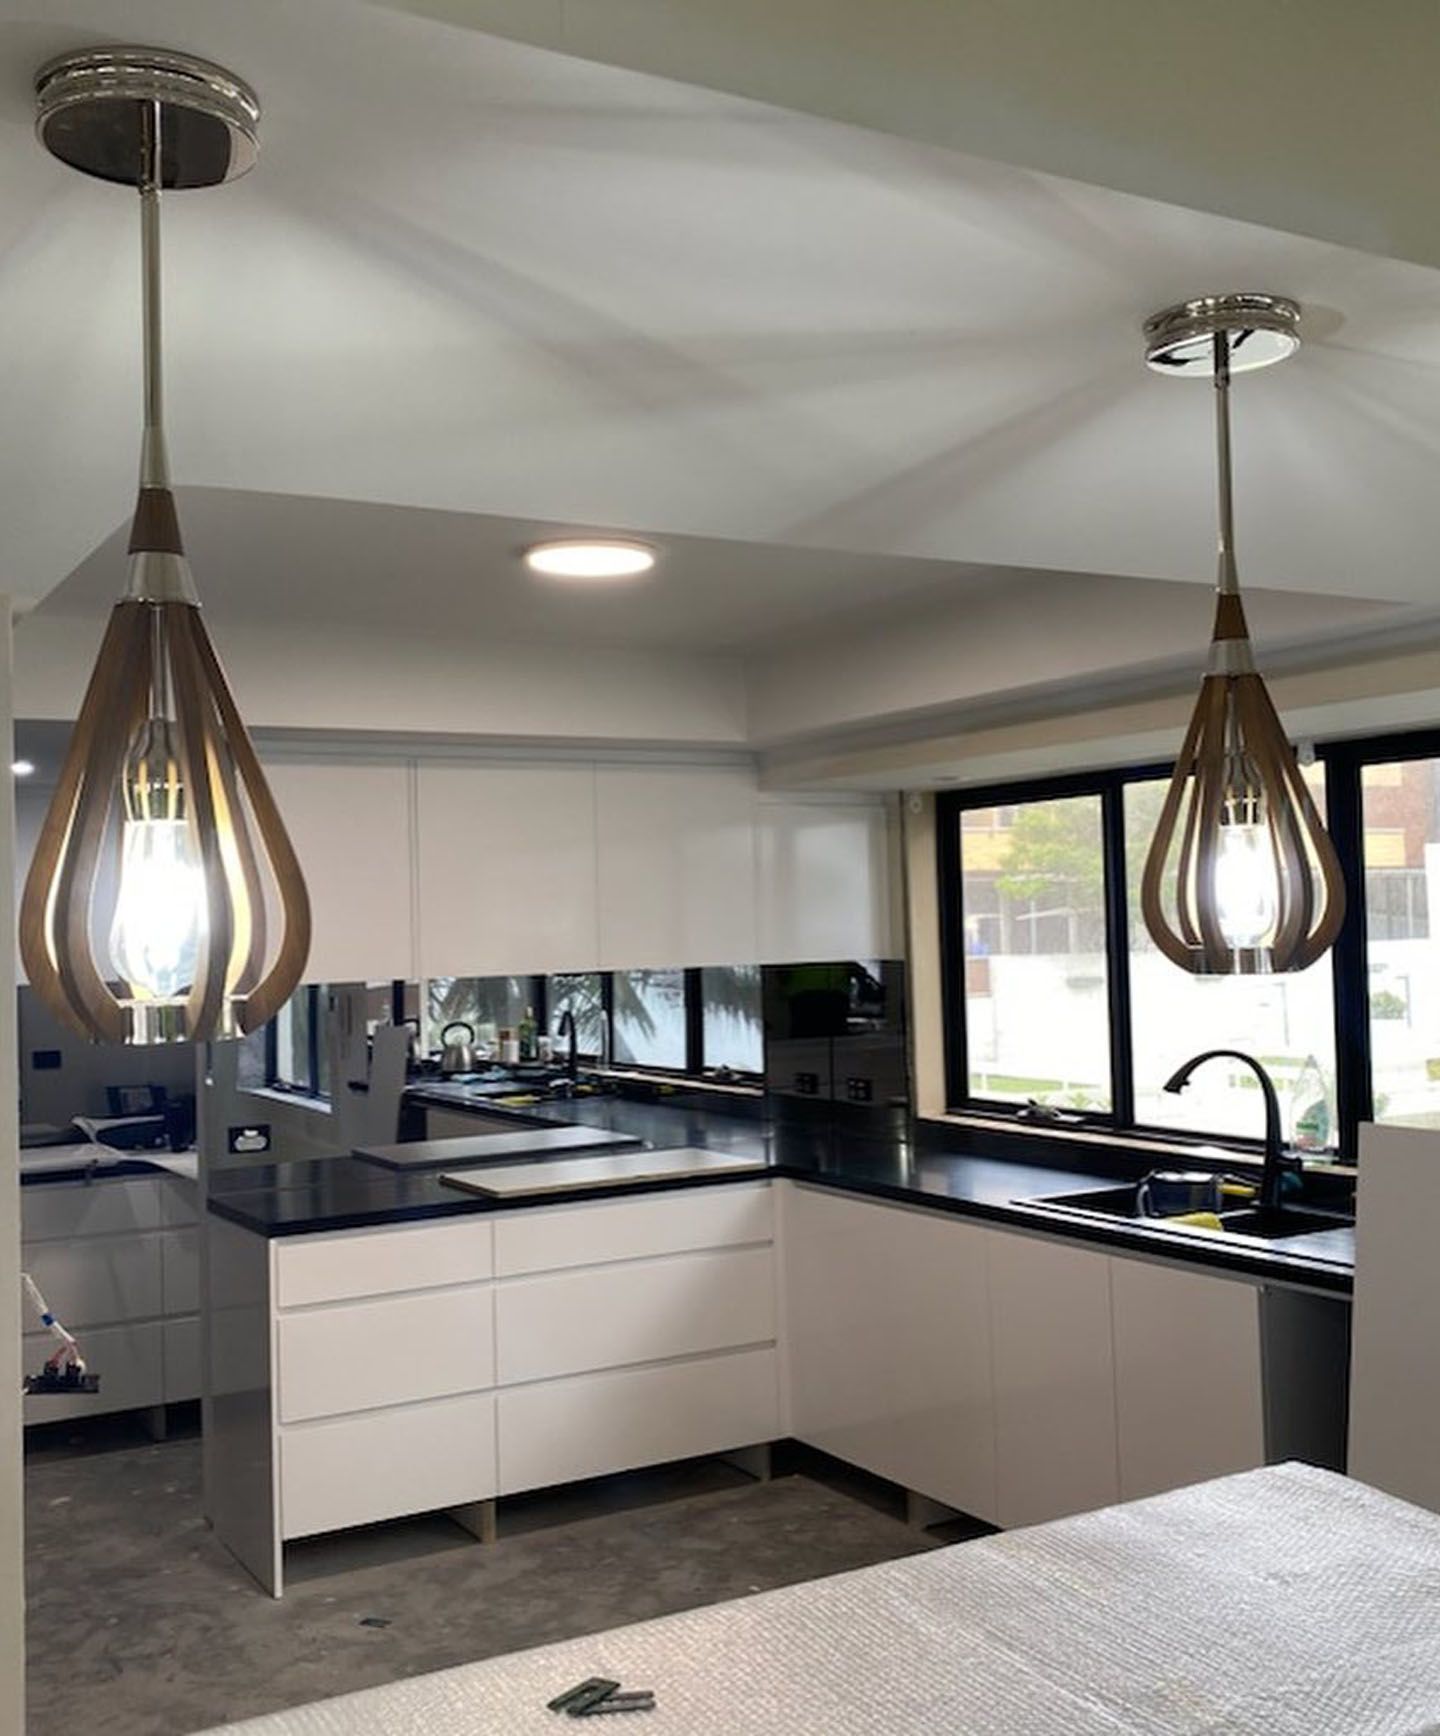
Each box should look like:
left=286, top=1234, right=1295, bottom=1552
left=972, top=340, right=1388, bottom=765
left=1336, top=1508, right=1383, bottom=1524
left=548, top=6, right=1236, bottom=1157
left=518, top=1005, right=538, bottom=1063
left=1290, top=1054, right=1331, bottom=1153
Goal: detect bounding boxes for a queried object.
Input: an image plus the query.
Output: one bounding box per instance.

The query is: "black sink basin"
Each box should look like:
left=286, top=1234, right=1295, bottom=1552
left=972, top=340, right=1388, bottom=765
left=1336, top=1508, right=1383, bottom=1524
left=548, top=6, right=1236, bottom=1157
left=1209, top=1206, right=1352, bottom=1240
left=1022, top=1185, right=1352, bottom=1242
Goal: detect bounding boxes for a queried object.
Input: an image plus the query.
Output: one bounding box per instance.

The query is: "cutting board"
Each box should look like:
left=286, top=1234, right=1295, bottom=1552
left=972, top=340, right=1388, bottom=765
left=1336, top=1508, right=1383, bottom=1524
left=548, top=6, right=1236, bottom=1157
left=439, top=1146, right=768, bottom=1197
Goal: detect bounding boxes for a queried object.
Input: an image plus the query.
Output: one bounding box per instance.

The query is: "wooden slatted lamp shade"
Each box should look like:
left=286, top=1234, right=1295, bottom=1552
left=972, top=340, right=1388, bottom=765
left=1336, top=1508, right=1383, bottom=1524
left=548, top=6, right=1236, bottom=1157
left=20, top=49, right=310, bottom=1044
left=1139, top=295, right=1345, bottom=976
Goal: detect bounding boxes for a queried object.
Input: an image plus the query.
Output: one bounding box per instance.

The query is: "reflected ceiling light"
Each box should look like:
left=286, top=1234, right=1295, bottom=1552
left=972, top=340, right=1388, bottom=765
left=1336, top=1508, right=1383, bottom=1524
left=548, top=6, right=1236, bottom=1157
left=20, top=47, right=310, bottom=1046
left=12, top=761, right=35, bottom=779
left=1139, top=293, right=1344, bottom=976
left=523, top=539, right=657, bottom=579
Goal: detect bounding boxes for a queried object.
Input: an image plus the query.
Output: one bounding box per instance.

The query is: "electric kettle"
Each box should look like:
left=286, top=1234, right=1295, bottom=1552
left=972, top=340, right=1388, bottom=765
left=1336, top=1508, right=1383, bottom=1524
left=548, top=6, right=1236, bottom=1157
left=439, top=1021, right=478, bottom=1076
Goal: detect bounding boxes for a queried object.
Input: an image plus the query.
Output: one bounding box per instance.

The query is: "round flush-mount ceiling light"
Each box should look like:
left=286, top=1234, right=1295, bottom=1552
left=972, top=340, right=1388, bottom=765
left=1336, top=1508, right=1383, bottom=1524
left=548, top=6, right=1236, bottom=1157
left=523, top=539, right=657, bottom=580
left=12, top=760, right=35, bottom=778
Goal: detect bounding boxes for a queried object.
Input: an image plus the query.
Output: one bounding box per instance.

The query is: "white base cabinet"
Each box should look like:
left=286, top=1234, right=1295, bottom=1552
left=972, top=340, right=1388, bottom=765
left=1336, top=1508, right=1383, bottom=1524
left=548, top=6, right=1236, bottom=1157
left=781, top=1183, right=1269, bottom=1528
left=782, top=1183, right=994, bottom=1519
left=1111, top=1256, right=1265, bottom=1500
left=208, top=1182, right=780, bottom=1595
left=988, top=1230, right=1120, bottom=1528
left=21, top=1165, right=200, bottom=1425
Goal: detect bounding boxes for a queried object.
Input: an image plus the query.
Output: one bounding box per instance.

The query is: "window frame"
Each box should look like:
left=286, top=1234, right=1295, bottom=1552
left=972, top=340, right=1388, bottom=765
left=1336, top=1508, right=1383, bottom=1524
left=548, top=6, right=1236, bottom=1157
left=266, top=983, right=325, bottom=1099
left=936, top=742, right=1378, bottom=1162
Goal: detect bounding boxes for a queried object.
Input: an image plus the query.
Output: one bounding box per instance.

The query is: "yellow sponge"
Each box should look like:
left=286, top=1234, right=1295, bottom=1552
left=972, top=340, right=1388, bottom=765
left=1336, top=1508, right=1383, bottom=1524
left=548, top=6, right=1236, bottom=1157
left=1168, top=1210, right=1225, bottom=1231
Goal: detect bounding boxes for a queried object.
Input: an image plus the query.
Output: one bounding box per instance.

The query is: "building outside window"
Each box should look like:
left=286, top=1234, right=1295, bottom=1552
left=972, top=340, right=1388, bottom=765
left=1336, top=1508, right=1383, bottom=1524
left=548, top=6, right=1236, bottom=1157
left=700, top=965, right=763, bottom=1074
left=959, top=796, right=1111, bottom=1112
left=612, top=969, right=687, bottom=1071
left=1364, top=757, right=1440, bottom=1128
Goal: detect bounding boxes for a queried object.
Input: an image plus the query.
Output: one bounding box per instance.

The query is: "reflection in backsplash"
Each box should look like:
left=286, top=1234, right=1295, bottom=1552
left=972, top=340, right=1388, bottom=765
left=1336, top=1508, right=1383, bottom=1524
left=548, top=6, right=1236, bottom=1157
left=20, top=959, right=909, bottom=1156
left=762, top=960, right=909, bottom=1110
left=18, top=985, right=197, bottom=1146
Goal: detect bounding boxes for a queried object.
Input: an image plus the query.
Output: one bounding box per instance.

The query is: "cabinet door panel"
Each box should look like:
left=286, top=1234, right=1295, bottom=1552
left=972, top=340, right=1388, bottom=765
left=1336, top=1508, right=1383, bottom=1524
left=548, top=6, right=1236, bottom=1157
left=988, top=1229, right=1119, bottom=1528
left=498, top=1350, right=778, bottom=1495
left=417, top=764, right=598, bottom=976
left=1111, top=1257, right=1264, bottom=1500
left=21, top=1235, right=163, bottom=1330
left=275, top=1219, right=494, bottom=1309
left=262, top=761, right=413, bottom=983
left=495, top=1184, right=772, bottom=1277
left=756, top=798, right=892, bottom=963
left=596, top=766, right=757, bottom=968
left=23, top=1322, right=163, bottom=1422
left=277, top=1287, right=494, bottom=1423
left=281, top=1393, right=496, bottom=1539
left=783, top=1184, right=995, bottom=1520
left=22, top=1177, right=162, bottom=1242
left=497, top=1246, right=775, bottom=1384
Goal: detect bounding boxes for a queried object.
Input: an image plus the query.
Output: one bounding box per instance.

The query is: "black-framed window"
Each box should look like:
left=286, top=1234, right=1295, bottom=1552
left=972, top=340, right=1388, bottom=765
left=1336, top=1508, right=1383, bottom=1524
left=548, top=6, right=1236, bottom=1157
left=267, top=984, right=326, bottom=1098
left=937, top=728, right=1440, bottom=1163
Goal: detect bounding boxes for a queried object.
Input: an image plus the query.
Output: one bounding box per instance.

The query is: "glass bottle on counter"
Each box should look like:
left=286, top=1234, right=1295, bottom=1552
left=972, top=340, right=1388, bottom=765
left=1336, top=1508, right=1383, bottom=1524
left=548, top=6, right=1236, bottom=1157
left=518, top=1005, right=538, bottom=1062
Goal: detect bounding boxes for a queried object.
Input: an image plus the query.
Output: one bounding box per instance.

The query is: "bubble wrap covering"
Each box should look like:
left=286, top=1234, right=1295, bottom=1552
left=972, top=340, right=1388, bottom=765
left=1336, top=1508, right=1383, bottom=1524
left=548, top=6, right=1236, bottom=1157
left=202, top=1465, right=1440, bottom=1735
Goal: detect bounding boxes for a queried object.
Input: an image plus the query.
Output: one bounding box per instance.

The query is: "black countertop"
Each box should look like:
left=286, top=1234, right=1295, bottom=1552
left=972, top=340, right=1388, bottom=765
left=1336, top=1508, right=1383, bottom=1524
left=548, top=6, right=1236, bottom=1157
left=205, top=1086, right=1354, bottom=1294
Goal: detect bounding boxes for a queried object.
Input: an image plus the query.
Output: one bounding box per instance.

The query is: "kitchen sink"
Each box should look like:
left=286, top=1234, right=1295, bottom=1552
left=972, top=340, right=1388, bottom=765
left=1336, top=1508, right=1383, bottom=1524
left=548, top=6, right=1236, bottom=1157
left=1021, top=1184, right=1352, bottom=1241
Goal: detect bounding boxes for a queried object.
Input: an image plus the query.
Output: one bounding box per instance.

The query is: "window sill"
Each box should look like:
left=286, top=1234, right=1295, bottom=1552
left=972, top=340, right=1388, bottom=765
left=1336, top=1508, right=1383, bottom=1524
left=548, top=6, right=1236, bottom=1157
left=932, top=1109, right=1357, bottom=1177
left=593, top=1066, right=764, bottom=1098
left=243, top=1085, right=332, bottom=1115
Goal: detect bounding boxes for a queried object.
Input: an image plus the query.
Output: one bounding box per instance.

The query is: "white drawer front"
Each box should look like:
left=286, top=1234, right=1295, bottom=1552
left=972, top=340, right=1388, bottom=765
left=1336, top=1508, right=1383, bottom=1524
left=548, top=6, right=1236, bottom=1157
left=162, top=1227, right=200, bottom=1317
left=23, top=1321, right=163, bottom=1423
left=21, top=1235, right=163, bottom=1330
left=277, top=1287, right=495, bottom=1423
left=497, top=1245, right=775, bottom=1385
left=164, top=1316, right=201, bottom=1403
left=280, top=1393, right=497, bottom=1539
left=498, top=1349, right=779, bottom=1495
left=495, top=1183, right=773, bottom=1277
left=158, top=1173, right=200, bottom=1228
left=21, top=1177, right=163, bottom=1242
left=275, top=1218, right=494, bottom=1308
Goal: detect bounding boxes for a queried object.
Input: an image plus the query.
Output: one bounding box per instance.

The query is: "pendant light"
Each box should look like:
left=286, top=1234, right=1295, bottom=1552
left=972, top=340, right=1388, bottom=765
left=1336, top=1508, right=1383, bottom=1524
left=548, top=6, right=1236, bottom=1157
left=20, top=48, right=310, bottom=1045
left=1139, top=294, right=1345, bottom=976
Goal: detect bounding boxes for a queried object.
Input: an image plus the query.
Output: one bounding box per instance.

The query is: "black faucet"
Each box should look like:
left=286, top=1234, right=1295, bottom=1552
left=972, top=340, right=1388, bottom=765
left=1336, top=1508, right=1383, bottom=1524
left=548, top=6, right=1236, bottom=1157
left=1163, top=1048, right=1301, bottom=1212
left=556, top=1009, right=579, bottom=1082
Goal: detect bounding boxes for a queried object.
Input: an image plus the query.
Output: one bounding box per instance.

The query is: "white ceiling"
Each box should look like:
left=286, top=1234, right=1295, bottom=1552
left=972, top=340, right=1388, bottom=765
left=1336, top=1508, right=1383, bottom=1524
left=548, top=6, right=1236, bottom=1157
left=3, top=0, right=1439, bottom=659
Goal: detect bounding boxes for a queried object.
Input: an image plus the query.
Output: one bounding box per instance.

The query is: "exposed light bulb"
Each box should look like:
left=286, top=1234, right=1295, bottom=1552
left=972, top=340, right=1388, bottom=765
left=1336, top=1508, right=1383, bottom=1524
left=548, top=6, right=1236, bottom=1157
left=110, top=817, right=207, bottom=1001
left=1212, top=820, right=1278, bottom=953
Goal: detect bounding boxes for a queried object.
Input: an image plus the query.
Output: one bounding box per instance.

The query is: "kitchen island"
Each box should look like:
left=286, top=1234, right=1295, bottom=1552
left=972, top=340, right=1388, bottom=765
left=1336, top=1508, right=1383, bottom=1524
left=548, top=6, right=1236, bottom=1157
left=205, top=1095, right=1352, bottom=1594
left=201, top=1462, right=1440, bottom=1735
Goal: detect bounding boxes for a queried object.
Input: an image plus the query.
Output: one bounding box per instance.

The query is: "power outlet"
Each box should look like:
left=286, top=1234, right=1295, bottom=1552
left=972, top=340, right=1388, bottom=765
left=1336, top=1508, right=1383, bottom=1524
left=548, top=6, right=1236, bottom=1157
left=227, top=1124, right=271, bottom=1155
left=846, top=1077, right=873, bottom=1103
left=794, top=1072, right=820, bottom=1096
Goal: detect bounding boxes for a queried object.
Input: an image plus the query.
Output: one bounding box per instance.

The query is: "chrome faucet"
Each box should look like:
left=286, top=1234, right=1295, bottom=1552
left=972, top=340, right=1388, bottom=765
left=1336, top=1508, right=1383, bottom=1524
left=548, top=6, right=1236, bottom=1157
left=1163, top=1048, right=1301, bottom=1212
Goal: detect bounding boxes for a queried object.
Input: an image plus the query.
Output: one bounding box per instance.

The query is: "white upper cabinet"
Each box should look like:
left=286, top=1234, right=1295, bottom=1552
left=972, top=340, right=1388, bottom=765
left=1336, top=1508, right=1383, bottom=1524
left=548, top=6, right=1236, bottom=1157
left=262, top=761, right=414, bottom=984
left=757, top=797, right=892, bottom=964
left=416, top=764, right=599, bottom=977
left=596, top=765, right=758, bottom=968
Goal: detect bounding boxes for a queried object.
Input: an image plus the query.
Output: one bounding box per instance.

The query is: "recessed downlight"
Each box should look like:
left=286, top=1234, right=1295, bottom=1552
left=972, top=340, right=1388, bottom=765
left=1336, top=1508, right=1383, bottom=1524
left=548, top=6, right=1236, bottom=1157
left=11, top=760, right=34, bottom=778
left=523, top=539, right=657, bottom=580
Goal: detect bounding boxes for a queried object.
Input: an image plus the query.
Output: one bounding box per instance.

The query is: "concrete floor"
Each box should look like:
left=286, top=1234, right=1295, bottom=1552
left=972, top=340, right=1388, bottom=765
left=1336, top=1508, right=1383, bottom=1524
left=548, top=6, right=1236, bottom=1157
left=25, top=1413, right=963, bottom=1736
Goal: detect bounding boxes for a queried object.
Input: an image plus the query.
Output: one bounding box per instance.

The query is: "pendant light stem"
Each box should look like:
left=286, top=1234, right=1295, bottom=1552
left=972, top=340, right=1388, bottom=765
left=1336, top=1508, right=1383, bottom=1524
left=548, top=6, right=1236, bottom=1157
left=1213, top=329, right=1238, bottom=596
left=138, top=98, right=169, bottom=490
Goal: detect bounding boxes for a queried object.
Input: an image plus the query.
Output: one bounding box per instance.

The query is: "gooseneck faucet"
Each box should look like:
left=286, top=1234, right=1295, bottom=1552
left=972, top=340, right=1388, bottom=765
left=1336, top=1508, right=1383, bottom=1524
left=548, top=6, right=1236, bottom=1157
left=556, top=1009, right=579, bottom=1082
left=1162, top=1048, right=1300, bottom=1212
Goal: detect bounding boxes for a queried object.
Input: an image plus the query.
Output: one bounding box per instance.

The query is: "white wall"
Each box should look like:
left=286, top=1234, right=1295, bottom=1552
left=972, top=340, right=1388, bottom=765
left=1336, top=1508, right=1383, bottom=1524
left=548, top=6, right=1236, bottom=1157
left=746, top=572, right=1386, bottom=748
left=14, top=614, right=748, bottom=748
left=0, top=599, right=23, bottom=1736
